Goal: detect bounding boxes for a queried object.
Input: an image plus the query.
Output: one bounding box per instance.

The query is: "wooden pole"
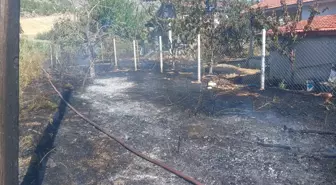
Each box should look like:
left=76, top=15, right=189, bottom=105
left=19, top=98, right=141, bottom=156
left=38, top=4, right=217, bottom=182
left=261, top=29, right=266, bottom=90
left=159, top=36, right=163, bottom=73
left=197, top=34, right=201, bottom=83
left=113, top=38, right=117, bottom=67
left=0, top=0, right=20, bottom=184
left=133, top=40, right=137, bottom=71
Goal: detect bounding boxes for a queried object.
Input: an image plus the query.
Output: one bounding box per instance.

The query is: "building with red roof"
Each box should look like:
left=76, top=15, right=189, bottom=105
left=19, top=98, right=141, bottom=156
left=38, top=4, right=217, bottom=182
left=254, top=0, right=336, bottom=34
left=253, top=0, right=336, bottom=89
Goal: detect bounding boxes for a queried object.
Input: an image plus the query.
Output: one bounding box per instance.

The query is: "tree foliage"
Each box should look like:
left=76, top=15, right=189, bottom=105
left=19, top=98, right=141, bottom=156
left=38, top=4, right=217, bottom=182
left=146, top=0, right=252, bottom=72
left=37, top=0, right=150, bottom=77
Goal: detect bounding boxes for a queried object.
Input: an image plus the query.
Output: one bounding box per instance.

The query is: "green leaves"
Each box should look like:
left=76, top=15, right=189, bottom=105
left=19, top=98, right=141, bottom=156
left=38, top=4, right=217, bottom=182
left=88, top=0, right=150, bottom=40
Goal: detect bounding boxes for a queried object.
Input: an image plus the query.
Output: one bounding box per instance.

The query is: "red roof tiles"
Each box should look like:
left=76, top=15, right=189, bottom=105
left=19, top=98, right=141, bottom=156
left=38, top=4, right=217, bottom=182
left=281, top=14, right=336, bottom=33
left=267, top=15, right=336, bottom=34
left=295, top=14, right=336, bottom=32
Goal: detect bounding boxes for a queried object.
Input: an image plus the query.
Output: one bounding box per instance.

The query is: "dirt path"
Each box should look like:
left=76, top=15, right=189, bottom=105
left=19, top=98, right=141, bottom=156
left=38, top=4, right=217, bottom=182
left=42, top=68, right=336, bottom=185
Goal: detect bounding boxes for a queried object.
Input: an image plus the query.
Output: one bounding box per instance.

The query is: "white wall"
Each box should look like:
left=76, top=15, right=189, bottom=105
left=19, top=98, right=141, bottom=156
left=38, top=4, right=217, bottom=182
left=269, top=36, right=336, bottom=85
left=302, top=2, right=336, bottom=20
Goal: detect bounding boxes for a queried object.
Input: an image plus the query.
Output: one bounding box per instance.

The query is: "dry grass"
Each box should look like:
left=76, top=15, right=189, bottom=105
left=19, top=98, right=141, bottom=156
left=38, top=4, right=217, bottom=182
left=20, top=14, right=74, bottom=38
left=215, top=63, right=260, bottom=77
left=19, top=38, right=46, bottom=99
left=19, top=134, right=36, bottom=151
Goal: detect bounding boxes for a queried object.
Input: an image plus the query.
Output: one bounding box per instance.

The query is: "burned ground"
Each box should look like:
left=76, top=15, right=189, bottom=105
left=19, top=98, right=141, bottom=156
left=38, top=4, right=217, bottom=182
left=20, top=60, right=336, bottom=185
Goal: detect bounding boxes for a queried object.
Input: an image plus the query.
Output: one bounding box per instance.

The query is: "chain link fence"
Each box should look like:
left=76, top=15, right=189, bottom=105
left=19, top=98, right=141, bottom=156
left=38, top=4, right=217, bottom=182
left=265, top=38, right=336, bottom=95
left=42, top=20, right=336, bottom=97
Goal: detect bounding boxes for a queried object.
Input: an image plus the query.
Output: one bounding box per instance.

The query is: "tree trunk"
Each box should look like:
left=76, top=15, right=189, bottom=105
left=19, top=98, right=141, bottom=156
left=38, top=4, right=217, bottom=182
left=249, top=33, right=254, bottom=58
left=248, top=18, right=255, bottom=68
left=209, top=47, right=214, bottom=75
left=209, top=60, right=213, bottom=75
left=88, top=45, right=95, bottom=78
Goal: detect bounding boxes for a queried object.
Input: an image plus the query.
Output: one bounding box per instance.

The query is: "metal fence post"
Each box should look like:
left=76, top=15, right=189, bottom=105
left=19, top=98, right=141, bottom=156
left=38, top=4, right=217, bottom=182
left=133, top=40, right=137, bottom=71
left=169, top=22, right=172, bottom=54
left=159, top=36, right=163, bottom=73
left=113, top=38, right=118, bottom=67
left=261, top=29, right=266, bottom=90
left=198, top=34, right=201, bottom=83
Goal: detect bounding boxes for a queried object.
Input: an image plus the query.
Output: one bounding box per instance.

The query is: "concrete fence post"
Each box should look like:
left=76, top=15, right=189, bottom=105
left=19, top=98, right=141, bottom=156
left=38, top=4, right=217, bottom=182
left=261, top=29, right=266, bottom=90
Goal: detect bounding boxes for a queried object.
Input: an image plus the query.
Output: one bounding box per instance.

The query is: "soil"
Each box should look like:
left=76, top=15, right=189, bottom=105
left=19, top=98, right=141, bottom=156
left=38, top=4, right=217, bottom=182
left=20, top=60, right=336, bottom=185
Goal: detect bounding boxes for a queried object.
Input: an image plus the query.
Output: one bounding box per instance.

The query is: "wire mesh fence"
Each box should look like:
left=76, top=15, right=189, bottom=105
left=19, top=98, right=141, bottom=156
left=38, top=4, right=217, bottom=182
left=265, top=38, right=336, bottom=95
left=39, top=18, right=336, bottom=97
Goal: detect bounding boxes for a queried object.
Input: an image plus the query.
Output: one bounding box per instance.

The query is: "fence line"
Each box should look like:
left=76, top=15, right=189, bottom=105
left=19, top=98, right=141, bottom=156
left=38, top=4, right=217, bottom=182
left=45, top=32, right=335, bottom=96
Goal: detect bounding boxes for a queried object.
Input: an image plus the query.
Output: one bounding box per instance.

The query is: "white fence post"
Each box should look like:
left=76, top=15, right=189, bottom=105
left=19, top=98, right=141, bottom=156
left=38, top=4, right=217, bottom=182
left=133, top=40, right=137, bottom=71
left=169, top=22, right=172, bottom=54
left=113, top=38, right=118, bottom=67
left=261, top=29, right=266, bottom=90
left=159, top=36, right=163, bottom=73
left=197, top=34, right=201, bottom=83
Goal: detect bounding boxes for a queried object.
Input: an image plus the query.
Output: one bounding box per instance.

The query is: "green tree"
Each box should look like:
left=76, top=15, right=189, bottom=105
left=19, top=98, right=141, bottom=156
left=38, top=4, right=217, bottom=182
left=38, top=0, right=150, bottom=79
left=146, top=0, right=252, bottom=74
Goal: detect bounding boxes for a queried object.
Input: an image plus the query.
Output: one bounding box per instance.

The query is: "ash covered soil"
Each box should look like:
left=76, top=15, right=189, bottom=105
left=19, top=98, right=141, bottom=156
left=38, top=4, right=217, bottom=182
left=42, top=62, right=336, bottom=185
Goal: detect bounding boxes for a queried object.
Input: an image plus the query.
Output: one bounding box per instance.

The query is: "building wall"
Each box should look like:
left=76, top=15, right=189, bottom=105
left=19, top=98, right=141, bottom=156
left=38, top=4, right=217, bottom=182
left=269, top=36, right=336, bottom=85
left=269, top=50, right=292, bottom=82
left=302, top=2, right=336, bottom=20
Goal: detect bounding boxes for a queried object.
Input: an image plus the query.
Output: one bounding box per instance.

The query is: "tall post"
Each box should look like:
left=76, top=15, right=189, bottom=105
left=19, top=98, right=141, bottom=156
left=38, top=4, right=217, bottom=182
left=159, top=36, right=163, bottom=73
left=168, top=23, right=172, bottom=55
left=0, top=0, right=20, bottom=184
left=133, top=40, right=137, bottom=71
left=113, top=38, right=117, bottom=67
left=197, top=34, right=201, bottom=83
left=261, top=28, right=266, bottom=90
